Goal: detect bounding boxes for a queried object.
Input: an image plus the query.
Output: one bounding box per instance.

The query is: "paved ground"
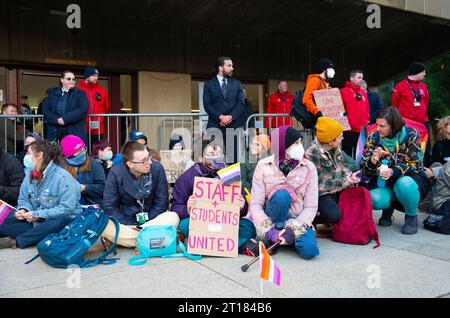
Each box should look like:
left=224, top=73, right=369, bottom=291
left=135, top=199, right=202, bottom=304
left=1, top=210, right=450, bottom=298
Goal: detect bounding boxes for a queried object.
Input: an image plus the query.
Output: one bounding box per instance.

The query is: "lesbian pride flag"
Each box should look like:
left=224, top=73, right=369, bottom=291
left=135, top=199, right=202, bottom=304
left=0, top=199, right=16, bottom=226
left=259, top=241, right=281, bottom=286
left=217, top=163, right=241, bottom=185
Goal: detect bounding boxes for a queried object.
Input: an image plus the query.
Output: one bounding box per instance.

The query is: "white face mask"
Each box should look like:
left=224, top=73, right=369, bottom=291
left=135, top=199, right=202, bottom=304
left=326, top=68, right=335, bottom=79
left=287, top=144, right=305, bottom=161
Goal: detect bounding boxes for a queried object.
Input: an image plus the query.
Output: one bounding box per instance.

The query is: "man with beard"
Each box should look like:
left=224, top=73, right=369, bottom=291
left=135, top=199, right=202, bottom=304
left=203, top=57, right=245, bottom=163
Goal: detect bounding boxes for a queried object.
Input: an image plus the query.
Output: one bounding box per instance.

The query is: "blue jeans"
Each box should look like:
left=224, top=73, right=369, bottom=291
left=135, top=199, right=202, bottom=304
left=178, top=217, right=256, bottom=254
left=0, top=212, right=74, bottom=248
left=266, top=189, right=319, bottom=260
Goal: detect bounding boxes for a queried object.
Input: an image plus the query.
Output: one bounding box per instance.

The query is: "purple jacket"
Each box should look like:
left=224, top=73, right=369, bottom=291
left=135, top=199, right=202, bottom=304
left=171, top=164, right=248, bottom=220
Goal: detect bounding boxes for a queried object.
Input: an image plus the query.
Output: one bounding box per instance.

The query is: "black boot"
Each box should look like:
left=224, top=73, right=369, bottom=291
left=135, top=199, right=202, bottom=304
left=402, top=215, right=418, bottom=235
left=378, top=208, right=394, bottom=227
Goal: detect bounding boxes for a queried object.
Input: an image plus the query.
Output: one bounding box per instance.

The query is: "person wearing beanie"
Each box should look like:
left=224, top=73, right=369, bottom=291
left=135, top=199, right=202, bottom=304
left=302, top=58, right=335, bottom=120
left=305, top=117, right=361, bottom=227
left=43, top=70, right=88, bottom=145
left=265, top=80, right=295, bottom=128
left=241, top=134, right=271, bottom=193
left=392, top=61, right=431, bottom=165
left=340, top=70, right=370, bottom=158
left=76, top=67, right=110, bottom=146
left=250, top=126, right=320, bottom=260
left=60, top=135, right=106, bottom=207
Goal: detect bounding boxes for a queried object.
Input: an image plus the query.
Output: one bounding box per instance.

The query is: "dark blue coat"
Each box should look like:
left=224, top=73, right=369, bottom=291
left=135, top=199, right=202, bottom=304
left=78, top=159, right=106, bottom=207
left=203, top=77, right=246, bottom=129
left=368, top=91, right=384, bottom=124
left=43, top=87, right=89, bottom=144
left=103, top=161, right=169, bottom=225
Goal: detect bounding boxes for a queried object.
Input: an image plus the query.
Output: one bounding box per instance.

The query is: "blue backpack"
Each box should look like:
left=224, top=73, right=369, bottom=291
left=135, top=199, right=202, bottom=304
left=129, top=225, right=202, bottom=266
left=26, top=207, right=120, bottom=269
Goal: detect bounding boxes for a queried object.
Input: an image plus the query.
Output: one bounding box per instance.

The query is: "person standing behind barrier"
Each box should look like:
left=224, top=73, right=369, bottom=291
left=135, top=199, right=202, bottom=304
left=250, top=126, right=320, bottom=259
left=102, top=141, right=178, bottom=248
left=203, top=57, right=245, bottom=163
left=305, top=117, right=361, bottom=227
left=361, top=80, right=384, bottom=125
left=242, top=88, right=255, bottom=129
left=0, top=140, right=81, bottom=249
left=392, top=62, right=431, bottom=166
left=0, top=103, right=25, bottom=156
left=302, top=58, right=335, bottom=123
left=59, top=135, right=105, bottom=207
left=265, top=80, right=294, bottom=128
left=43, top=70, right=89, bottom=145
left=340, top=70, right=370, bottom=158
left=360, top=107, right=431, bottom=235
left=76, top=67, right=110, bottom=144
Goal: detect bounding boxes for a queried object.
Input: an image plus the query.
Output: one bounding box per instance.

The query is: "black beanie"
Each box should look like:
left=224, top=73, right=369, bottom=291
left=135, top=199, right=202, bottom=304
left=409, top=62, right=427, bottom=76
left=169, top=134, right=185, bottom=150
left=83, top=67, right=99, bottom=78
left=285, top=127, right=303, bottom=150
left=315, top=58, right=335, bottom=74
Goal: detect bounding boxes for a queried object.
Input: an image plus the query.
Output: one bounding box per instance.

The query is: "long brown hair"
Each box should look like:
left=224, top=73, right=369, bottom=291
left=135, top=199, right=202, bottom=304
left=28, top=140, right=57, bottom=184
left=53, top=142, right=91, bottom=180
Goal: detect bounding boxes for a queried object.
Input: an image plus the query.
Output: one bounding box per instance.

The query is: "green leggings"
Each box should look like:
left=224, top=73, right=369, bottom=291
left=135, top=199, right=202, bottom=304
left=370, top=176, right=420, bottom=216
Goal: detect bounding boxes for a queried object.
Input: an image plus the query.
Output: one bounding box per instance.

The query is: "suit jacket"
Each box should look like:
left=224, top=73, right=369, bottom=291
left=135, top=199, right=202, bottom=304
left=203, top=77, right=245, bottom=129
left=43, top=87, right=89, bottom=144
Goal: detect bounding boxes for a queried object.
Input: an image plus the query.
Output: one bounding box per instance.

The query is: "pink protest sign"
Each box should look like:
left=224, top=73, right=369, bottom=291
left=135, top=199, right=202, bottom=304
left=313, top=88, right=351, bottom=130
left=188, top=177, right=241, bottom=257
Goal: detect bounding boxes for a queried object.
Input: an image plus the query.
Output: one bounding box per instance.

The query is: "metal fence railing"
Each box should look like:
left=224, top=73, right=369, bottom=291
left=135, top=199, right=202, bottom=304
left=1, top=112, right=313, bottom=158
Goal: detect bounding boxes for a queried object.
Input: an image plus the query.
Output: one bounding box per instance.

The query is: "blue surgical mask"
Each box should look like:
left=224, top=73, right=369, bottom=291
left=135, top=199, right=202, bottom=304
left=67, top=150, right=87, bottom=167
left=103, top=150, right=113, bottom=161
left=23, top=154, right=35, bottom=170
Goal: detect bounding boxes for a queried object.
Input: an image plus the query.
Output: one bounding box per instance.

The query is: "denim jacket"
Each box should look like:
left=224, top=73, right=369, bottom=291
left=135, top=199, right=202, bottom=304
left=17, top=161, right=82, bottom=219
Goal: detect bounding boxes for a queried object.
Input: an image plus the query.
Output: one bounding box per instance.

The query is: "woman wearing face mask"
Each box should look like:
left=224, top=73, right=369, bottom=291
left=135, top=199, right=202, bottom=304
left=92, top=140, right=114, bottom=177
left=60, top=135, right=106, bottom=207
left=0, top=140, right=81, bottom=249
left=241, top=134, right=271, bottom=193
left=305, top=117, right=361, bottom=227
left=18, top=133, right=42, bottom=170
left=302, top=58, right=335, bottom=121
left=171, top=137, right=257, bottom=255
left=250, top=126, right=320, bottom=260
left=360, top=107, right=431, bottom=235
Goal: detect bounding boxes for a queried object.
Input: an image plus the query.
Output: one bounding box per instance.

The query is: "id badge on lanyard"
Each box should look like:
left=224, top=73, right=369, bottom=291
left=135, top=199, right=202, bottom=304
left=414, top=99, right=421, bottom=107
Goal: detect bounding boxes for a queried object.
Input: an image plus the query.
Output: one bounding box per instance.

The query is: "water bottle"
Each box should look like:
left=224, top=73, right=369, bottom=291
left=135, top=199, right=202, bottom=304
left=377, top=159, right=390, bottom=188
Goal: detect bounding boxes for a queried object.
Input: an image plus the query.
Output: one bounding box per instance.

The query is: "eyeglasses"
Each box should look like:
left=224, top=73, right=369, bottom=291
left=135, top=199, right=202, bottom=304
left=131, top=156, right=152, bottom=165
left=64, top=78, right=76, bottom=81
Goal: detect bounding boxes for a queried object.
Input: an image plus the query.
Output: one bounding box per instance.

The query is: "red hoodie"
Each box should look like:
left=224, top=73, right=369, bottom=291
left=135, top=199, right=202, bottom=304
left=392, top=78, right=429, bottom=123
left=340, top=81, right=370, bottom=132
left=77, top=80, right=110, bottom=135
left=265, top=91, right=294, bottom=128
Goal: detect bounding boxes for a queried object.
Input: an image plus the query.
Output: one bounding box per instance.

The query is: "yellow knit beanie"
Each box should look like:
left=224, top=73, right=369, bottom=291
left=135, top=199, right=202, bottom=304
left=316, top=117, right=344, bottom=143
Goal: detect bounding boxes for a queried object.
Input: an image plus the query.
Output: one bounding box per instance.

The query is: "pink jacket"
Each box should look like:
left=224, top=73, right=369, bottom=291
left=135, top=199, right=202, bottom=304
left=249, top=154, right=318, bottom=238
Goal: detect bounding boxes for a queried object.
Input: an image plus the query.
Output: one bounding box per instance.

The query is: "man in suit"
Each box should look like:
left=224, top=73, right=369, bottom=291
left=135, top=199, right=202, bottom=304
left=203, top=57, right=245, bottom=163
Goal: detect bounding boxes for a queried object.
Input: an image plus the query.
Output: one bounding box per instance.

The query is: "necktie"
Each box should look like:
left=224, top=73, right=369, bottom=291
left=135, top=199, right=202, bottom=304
left=221, top=78, right=227, bottom=97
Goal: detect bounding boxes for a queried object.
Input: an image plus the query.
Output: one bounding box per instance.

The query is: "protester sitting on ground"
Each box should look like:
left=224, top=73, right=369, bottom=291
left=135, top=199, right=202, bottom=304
left=17, top=133, right=42, bottom=169
left=424, top=161, right=450, bottom=215
left=241, top=134, right=271, bottom=193
left=0, top=147, right=25, bottom=207
left=431, top=116, right=450, bottom=165
left=169, top=133, right=195, bottom=172
left=0, top=140, right=81, bottom=249
left=360, top=107, right=431, bottom=235
left=102, top=141, right=179, bottom=248
left=92, top=140, right=113, bottom=177
left=59, top=135, right=105, bottom=207
left=171, top=136, right=257, bottom=255
left=305, top=117, right=361, bottom=227
left=250, top=126, right=320, bottom=259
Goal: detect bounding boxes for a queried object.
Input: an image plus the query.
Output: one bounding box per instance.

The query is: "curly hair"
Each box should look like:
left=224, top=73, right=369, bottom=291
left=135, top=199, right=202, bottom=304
left=437, top=116, right=450, bottom=141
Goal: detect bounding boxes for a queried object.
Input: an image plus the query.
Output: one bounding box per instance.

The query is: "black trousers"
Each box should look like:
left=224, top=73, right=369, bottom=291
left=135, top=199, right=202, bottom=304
left=314, top=193, right=342, bottom=225
left=342, top=131, right=360, bottom=158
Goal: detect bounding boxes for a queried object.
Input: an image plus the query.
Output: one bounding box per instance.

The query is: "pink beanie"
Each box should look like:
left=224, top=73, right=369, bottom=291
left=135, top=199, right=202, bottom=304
left=61, top=135, right=86, bottom=158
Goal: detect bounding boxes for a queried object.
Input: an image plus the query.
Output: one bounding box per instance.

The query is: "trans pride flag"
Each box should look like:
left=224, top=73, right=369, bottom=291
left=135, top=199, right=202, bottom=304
left=259, top=241, right=281, bottom=287
left=0, top=199, right=16, bottom=226
left=217, top=163, right=241, bottom=185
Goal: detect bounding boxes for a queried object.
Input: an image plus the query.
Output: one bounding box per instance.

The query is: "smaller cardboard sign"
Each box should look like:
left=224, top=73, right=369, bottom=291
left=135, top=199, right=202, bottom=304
left=313, top=88, right=351, bottom=130
left=160, top=150, right=193, bottom=183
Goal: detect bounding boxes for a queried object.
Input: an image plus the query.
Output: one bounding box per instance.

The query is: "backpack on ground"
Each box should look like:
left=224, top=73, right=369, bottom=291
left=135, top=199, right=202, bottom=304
left=423, top=207, right=450, bottom=235
left=129, top=225, right=202, bottom=266
left=289, top=88, right=317, bottom=129
left=333, top=187, right=380, bottom=248
left=26, top=207, right=120, bottom=268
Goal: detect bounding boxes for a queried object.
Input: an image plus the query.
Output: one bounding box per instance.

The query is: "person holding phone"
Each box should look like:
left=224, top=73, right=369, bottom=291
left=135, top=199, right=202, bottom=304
left=305, top=117, right=361, bottom=228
